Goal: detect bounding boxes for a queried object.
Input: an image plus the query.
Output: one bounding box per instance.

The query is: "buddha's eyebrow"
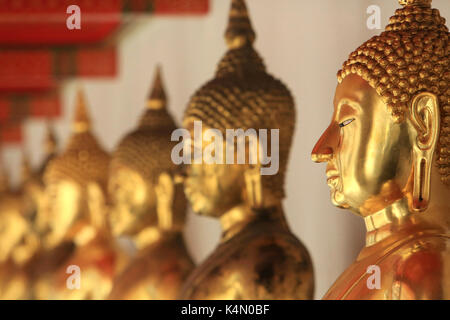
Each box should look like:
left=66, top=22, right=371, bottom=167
left=337, top=98, right=360, bottom=117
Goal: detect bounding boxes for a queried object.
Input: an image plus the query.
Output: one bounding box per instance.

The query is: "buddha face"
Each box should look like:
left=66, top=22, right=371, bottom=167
left=108, top=166, right=156, bottom=236
left=183, top=123, right=245, bottom=218
left=45, top=179, right=82, bottom=245
left=312, top=74, right=413, bottom=216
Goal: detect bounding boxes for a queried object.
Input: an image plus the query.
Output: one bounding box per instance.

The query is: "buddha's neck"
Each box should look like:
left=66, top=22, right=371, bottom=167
left=363, top=198, right=411, bottom=247
left=361, top=196, right=448, bottom=254
left=132, top=226, right=179, bottom=251
left=219, top=202, right=287, bottom=243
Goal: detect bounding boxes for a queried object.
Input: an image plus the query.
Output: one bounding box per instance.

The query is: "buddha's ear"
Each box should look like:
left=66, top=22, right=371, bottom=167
left=408, top=92, right=440, bottom=212
left=155, top=172, right=174, bottom=230
left=244, top=164, right=263, bottom=209
left=86, top=182, right=107, bottom=227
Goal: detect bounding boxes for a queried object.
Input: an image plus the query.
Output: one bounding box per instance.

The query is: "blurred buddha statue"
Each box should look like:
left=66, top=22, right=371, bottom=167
left=312, top=0, right=449, bottom=300
left=37, top=89, right=127, bottom=300
left=21, top=123, right=58, bottom=238
left=19, top=151, right=35, bottom=222
left=0, top=160, right=39, bottom=299
left=20, top=124, right=75, bottom=300
left=108, top=67, right=195, bottom=300
left=179, top=0, right=314, bottom=300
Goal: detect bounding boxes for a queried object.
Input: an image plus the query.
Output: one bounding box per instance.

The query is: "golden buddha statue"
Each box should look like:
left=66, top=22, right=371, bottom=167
left=19, top=125, right=74, bottom=300
left=33, top=124, right=58, bottom=237
left=312, top=0, right=449, bottom=300
left=0, top=160, right=39, bottom=300
left=0, top=196, right=37, bottom=300
left=21, top=124, right=58, bottom=237
left=20, top=133, right=53, bottom=232
left=107, top=67, right=195, bottom=300
left=36, top=89, right=127, bottom=300
left=179, top=0, right=314, bottom=300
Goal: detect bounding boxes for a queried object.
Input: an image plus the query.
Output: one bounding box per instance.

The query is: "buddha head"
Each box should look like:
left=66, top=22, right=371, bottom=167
left=108, top=67, right=186, bottom=237
left=183, top=0, right=296, bottom=218
left=43, top=89, right=110, bottom=246
left=312, top=0, right=449, bottom=218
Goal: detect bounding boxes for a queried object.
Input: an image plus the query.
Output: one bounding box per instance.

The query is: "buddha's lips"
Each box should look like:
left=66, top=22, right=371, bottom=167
left=326, top=170, right=339, bottom=179
left=326, top=170, right=340, bottom=188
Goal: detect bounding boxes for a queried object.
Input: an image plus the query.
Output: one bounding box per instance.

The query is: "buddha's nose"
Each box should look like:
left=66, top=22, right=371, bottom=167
left=311, top=125, right=336, bottom=163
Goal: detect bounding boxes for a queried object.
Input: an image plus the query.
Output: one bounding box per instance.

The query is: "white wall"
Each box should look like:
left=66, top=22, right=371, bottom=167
left=3, top=0, right=449, bottom=298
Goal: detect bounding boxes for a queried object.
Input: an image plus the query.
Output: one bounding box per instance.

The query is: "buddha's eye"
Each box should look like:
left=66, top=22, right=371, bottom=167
left=339, top=118, right=355, bottom=128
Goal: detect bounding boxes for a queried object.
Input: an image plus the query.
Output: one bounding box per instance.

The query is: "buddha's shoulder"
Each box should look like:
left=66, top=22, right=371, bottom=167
left=113, top=249, right=183, bottom=284
left=227, top=222, right=312, bottom=263
left=180, top=226, right=314, bottom=299
left=131, top=240, right=195, bottom=274
left=365, top=233, right=448, bottom=299
left=380, top=233, right=450, bottom=274
left=226, top=230, right=314, bottom=294
left=324, top=234, right=450, bottom=300
left=383, top=232, right=449, bottom=261
left=109, top=245, right=194, bottom=299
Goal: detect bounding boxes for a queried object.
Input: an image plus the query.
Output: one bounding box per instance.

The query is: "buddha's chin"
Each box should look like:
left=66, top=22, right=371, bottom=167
left=330, top=189, right=349, bottom=209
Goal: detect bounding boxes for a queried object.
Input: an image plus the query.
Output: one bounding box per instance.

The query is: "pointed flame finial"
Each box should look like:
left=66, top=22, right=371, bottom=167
left=72, top=87, right=91, bottom=133
left=225, top=0, right=256, bottom=49
left=399, top=0, right=432, bottom=7
left=147, top=65, right=167, bottom=110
